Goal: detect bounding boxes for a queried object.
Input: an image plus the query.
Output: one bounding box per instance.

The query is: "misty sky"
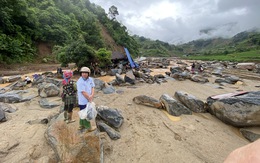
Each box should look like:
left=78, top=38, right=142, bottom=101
left=90, top=0, right=260, bottom=44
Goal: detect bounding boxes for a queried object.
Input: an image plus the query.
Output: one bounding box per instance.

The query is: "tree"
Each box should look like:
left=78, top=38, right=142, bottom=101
left=96, top=48, right=111, bottom=68
left=108, top=5, right=119, bottom=20
left=68, top=39, right=97, bottom=69
left=0, top=0, right=140, bottom=65
left=0, top=0, right=36, bottom=63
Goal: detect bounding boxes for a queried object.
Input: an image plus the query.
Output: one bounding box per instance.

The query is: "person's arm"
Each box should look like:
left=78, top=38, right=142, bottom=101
left=82, top=91, right=90, bottom=101
left=82, top=87, right=94, bottom=102
left=224, top=139, right=260, bottom=163
left=89, top=87, right=94, bottom=102
left=82, top=78, right=95, bottom=102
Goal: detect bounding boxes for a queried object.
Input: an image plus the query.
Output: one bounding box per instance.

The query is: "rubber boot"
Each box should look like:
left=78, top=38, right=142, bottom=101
left=78, top=119, right=90, bottom=130
left=66, top=112, right=75, bottom=124
left=64, top=111, right=68, bottom=121
left=89, top=119, right=97, bottom=132
left=78, top=125, right=84, bottom=130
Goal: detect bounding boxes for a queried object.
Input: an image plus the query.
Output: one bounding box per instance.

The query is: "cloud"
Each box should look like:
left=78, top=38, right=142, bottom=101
left=90, top=0, right=260, bottom=44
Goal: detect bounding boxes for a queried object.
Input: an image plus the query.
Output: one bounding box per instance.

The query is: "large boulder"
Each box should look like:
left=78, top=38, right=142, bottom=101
left=160, top=94, right=192, bottom=116
left=207, top=91, right=260, bottom=127
left=190, top=75, right=209, bottom=83
left=133, top=95, right=162, bottom=109
left=45, top=114, right=101, bottom=162
left=236, top=62, right=255, bottom=70
left=0, top=102, right=18, bottom=122
left=0, top=102, right=17, bottom=113
left=0, top=93, right=23, bottom=103
left=93, top=78, right=105, bottom=91
left=97, top=122, right=121, bottom=140
left=110, top=69, right=122, bottom=76
left=124, top=70, right=135, bottom=84
left=170, top=66, right=182, bottom=74
left=96, top=106, right=124, bottom=129
left=174, top=91, right=206, bottom=113
left=38, top=83, right=60, bottom=97
left=0, top=89, right=37, bottom=103
left=8, top=75, right=22, bottom=82
left=115, top=73, right=125, bottom=85
left=39, top=98, right=60, bottom=109
left=215, top=75, right=241, bottom=84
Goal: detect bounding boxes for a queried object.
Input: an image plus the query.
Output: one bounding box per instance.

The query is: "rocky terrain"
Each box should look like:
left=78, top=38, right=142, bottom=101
left=0, top=59, right=260, bottom=163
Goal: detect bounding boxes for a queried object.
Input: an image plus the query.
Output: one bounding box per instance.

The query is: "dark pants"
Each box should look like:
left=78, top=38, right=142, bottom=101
left=64, top=104, right=74, bottom=113
left=26, top=80, right=31, bottom=84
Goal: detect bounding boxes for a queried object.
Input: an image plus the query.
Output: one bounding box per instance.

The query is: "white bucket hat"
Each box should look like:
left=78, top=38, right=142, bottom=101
left=80, top=67, right=91, bottom=74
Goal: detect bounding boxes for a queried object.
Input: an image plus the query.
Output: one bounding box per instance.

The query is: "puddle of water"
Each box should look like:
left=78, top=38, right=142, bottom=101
left=0, top=83, right=10, bottom=88
left=162, top=110, right=181, bottom=122
left=97, top=76, right=116, bottom=83
left=150, top=68, right=169, bottom=76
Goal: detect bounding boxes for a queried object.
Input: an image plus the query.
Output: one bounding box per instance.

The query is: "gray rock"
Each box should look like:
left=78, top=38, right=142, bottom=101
left=102, top=84, right=116, bottom=94
left=190, top=75, right=209, bottom=83
left=236, top=62, right=255, bottom=70
left=124, top=70, right=135, bottom=84
left=0, top=107, right=7, bottom=122
left=212, top=68, right=223, bottom=76
left=170, top=66, right=182, bottom=74
left=224, top=75, right=241, bottom=84
left=93, top=78, right=105, bottom=91
left=8, top=75, right=22, bottom=82
left=111, top=69, right=122, bottom=76
left=115, top=73, right=125, bottom=84
left=174, top=91, right=206, bottom=113
left=38, top=83, right=60, bottom=97
left=207, top=91, right=260, bottom=127
left=97, top=122, right=121, bottom=140
left=160, top=94, right=192, bottom=116
left=133, top=95, right=162, bottom=109
left=97, top=106, right=124, bottom=129
left=0, top=93, right=23, bottom=103
left=39, top=98, right=59, bottom=109
left=0, top=102, right=17, bottom=113
left=0, top=77, right=4, bottom=84
left=240, top=127, right=260, bottom=142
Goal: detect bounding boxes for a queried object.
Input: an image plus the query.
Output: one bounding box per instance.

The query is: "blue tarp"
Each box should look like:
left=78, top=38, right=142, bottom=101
left=124, top=47, right=139, bottom=68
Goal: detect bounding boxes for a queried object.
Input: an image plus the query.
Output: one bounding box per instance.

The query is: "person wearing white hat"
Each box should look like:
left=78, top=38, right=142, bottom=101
left=76, top=67, right=96, bottom=132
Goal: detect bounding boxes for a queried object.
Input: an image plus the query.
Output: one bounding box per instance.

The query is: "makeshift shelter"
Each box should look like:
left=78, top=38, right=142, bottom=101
left=111, top=51, right=127, bottom=64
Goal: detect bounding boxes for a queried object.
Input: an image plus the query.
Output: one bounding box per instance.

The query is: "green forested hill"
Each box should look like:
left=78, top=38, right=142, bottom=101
left=133, top=29, right=260, bottom=61
left=0, top=0, right=139, bottom=68
left=179, top=29, right=260, bottom=56
left=178, top=29, right=260, bottom=62
left=133, top=35, right=184, bottom=57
